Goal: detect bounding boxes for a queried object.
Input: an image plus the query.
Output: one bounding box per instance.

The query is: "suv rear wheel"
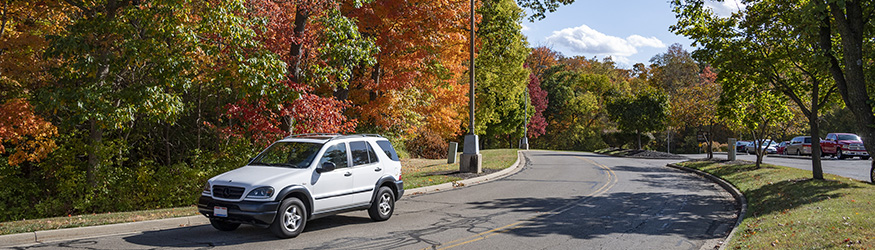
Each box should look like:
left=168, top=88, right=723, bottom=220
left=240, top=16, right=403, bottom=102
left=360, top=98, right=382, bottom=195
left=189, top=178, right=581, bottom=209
left=368, top=186, right=395, bottom=221
left=270, top=197, right=307, bottom=238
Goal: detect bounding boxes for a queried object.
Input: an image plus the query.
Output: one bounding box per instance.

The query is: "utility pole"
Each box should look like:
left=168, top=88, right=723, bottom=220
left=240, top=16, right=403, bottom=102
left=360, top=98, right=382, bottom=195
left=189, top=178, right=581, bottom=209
left=460, top=0, right=481, bottom=173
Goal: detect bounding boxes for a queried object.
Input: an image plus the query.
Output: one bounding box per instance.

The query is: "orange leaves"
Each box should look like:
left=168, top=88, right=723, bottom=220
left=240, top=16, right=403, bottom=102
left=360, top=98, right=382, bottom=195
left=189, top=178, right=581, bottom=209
left=346, top=0, right=471, bottom=139
left=0, top=99, right=57, bottom=166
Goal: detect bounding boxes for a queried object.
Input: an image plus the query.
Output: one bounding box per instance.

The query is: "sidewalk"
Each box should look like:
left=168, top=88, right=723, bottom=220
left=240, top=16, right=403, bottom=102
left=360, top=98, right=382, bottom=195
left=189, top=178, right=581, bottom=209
left=0, top=151, right=526, bottom=247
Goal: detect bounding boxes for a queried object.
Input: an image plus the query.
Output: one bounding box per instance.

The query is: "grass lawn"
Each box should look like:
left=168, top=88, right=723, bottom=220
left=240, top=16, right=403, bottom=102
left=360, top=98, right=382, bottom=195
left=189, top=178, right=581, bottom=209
left=401, top=149, right=519, bottom=189
left=0, top=149, right=520, bottom=235
left=678, top=160, right=875, bottom=249
left=0, top=207, right=198, bottom=235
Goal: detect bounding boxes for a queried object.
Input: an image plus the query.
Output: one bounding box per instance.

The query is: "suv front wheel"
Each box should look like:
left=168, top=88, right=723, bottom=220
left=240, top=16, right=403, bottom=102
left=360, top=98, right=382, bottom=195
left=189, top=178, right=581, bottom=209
left=368, top=186, right=395, bottom=221
left=270, top=197, right=307, bottom=238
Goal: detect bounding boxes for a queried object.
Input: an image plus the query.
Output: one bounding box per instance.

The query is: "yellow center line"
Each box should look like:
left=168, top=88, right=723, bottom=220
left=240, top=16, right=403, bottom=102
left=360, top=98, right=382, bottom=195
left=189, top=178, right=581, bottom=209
left=423, top=155, right=617, bottom=250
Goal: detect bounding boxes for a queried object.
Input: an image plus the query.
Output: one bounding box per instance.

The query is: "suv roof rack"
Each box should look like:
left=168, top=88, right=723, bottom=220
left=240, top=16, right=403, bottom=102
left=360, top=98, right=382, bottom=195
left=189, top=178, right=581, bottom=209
left=284, top=133, right=341, bottom=139
left=283, top=133, right=385, bottom=141
left=328, top=134, right=384, bottom=142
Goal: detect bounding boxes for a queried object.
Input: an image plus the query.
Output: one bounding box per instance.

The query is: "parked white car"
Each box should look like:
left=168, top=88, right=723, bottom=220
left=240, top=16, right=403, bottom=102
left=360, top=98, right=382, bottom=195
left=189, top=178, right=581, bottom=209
left=746, top=139, right=777, bottom=154
left=198, top=134, right=404, bottom=238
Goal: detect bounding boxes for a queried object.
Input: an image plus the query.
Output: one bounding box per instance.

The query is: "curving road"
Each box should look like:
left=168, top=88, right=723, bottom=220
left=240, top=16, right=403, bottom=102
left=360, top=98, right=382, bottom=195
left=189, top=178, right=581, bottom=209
left=6, top=151, right=738, bottom=250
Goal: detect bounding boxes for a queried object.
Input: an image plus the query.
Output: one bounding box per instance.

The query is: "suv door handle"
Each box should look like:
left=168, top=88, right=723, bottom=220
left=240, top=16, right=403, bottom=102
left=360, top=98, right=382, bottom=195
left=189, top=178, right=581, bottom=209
left=344, top=172, right=352, bottom=177
left=375, top=167, right=382, bottom=172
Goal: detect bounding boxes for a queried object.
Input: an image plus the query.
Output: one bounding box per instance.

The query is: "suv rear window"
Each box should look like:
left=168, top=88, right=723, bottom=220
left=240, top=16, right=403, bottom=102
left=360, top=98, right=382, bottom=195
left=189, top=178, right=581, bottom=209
left=350, top=141, right=379, bottom=166
left=376, top=140, right=400, bottom=161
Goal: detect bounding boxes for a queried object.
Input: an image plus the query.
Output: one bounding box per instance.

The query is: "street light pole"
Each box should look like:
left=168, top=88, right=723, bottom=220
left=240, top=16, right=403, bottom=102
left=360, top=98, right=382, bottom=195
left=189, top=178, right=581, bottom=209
left=460, top=0, right=481, bottom=173
left=520, top=89, right=529, bottom=150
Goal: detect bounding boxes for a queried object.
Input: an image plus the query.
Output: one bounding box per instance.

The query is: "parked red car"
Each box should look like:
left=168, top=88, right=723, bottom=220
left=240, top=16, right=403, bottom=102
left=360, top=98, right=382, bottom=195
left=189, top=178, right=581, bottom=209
left=821, top=133, right=870, bottom=160
left=777, top=141, right=790, bottom=155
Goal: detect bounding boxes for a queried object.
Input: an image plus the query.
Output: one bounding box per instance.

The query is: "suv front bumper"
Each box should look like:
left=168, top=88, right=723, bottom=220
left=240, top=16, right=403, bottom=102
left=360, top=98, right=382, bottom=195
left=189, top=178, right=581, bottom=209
left=197, top=195, right=279, bottom=226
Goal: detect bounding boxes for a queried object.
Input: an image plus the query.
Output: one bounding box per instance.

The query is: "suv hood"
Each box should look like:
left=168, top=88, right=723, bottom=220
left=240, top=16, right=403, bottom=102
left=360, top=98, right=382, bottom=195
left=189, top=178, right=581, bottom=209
left=211, top=165, right=310, bottom=187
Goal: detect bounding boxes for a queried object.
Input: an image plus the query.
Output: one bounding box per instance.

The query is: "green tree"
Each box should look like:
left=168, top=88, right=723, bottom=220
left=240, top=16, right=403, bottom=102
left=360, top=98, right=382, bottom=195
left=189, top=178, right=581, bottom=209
left=672, top=0, right=838, bottom=177
left=42, top=0, right=285, bottom=189
left=474, top=0, right=531, bottom=148
left=606, top=90, right=669, bottom=150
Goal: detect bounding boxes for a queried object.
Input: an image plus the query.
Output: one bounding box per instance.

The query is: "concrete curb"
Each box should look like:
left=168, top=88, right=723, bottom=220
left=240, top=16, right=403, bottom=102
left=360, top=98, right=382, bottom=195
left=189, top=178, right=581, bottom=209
left=0, top=151, right=527, bottom=247
left=0, top=215, right=209, bottom=247
left=666, top=163, right=747, bottom=250
left=404, top=150, right=526, bottom=196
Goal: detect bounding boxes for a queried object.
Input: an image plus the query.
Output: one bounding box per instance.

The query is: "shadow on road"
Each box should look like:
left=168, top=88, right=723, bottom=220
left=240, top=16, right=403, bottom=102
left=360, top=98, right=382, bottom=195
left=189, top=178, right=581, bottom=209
left=118, top=215, right=377, bottom=248
left=466, top=191, right=736, bottom=242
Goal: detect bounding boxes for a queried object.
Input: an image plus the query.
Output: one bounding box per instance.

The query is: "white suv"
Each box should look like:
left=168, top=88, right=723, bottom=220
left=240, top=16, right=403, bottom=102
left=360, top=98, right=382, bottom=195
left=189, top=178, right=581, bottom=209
left=197, top=134, right=404, bottom=238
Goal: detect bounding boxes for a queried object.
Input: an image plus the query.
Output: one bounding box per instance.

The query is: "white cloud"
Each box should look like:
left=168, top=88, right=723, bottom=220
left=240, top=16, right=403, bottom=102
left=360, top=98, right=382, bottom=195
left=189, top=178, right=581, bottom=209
left=705, top=0, right=745, bottom=17
left=521, top=24, right=531, bottom=32
left=545, top=24, right=666, bottom=58
left=627, top=35, right=666, bottom=48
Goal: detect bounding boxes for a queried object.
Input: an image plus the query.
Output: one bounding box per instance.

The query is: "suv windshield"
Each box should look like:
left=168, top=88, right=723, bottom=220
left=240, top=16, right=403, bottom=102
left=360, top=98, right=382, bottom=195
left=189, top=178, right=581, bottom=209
left=250, top=142, right=322, bottom=168
left=837, top=134, right=861, bottom=141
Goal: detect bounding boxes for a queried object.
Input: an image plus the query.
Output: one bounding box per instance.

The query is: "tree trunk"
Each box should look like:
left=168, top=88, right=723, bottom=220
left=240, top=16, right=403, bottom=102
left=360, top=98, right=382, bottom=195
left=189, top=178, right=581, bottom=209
left=289, top=7, right=308, bottom=82
left=87, top=119, right=102, bottom=187
left=809, top=72, right=824, bottom=180
left=822, top=2, right=875, bottom=182
left=636, top=129, right=641, bottom=150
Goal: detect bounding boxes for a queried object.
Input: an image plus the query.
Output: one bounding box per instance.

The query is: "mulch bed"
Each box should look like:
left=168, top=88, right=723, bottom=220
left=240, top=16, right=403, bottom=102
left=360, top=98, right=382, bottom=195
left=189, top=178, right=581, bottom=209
left=426, top=168, right=501, bottom=179
left=600, top=148, right=686, bottom=159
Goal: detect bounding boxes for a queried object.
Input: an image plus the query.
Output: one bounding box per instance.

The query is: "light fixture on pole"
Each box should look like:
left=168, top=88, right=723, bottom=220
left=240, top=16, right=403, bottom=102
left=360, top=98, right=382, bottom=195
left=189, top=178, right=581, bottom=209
left=460, top=0, right=481, bottom=173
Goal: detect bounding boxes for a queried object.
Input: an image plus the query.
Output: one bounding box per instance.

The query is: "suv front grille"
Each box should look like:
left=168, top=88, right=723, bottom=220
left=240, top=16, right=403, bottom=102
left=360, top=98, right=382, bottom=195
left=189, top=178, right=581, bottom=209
left=212, top=185, right=245, bottom=199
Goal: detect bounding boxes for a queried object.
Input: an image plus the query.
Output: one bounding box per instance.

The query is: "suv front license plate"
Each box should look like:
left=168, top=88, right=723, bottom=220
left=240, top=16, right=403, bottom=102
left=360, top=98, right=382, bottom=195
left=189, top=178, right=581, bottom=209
left=214, top=206, right=228, bottom=217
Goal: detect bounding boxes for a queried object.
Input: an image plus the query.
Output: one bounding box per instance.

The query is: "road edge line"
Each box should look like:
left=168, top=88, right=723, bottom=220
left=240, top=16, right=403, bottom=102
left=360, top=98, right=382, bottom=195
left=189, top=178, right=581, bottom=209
left=666, top=163, right=747, bottom=250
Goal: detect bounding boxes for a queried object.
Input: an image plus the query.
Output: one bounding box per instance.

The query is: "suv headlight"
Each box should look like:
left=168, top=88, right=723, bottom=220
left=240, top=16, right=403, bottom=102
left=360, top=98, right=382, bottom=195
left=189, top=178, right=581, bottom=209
left=246, top=187, right=275, bottom=199
left=203, top=182, right=211, bottom=195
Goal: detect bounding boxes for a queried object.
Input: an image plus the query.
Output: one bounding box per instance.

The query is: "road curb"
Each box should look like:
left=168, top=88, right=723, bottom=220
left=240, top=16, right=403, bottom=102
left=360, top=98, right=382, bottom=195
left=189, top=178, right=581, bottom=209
left=0, top=151, right=527, bottom=247
left=666, top=163, right=747, bottom=250
left=405, top=150, right=527, bottom=196
left=0, top=215, right=209, bottom=247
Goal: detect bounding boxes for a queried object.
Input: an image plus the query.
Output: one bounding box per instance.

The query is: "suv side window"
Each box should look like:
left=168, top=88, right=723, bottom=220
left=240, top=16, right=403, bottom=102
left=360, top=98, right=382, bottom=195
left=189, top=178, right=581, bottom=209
left=319, top=143, right=348, bottom=169
left=350, top=141, right=378, bottom=166
left=376, top=140, right=400, bottom=161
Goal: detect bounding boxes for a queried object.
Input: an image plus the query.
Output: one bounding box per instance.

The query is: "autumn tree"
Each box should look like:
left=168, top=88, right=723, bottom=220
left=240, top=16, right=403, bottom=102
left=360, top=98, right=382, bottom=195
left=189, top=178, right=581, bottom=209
left=43, top=0, right=287, bottom=192
left=0, top=0, right=66, bottom=165
left=346, top=0, right=470, bottom=142
left=526, top=71, right=548, bottom=139
left=526, top=46, right=562, bottom=78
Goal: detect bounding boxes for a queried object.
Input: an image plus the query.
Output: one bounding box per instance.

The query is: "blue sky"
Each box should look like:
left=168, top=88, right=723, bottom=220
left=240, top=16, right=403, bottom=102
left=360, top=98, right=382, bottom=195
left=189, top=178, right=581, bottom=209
left=520, top=0, right=744, bottom=68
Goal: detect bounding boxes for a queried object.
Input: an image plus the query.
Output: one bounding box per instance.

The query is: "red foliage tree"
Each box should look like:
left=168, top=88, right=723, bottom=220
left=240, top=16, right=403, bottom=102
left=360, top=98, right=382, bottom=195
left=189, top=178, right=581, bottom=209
left=526, top=72, right=548, bottom=138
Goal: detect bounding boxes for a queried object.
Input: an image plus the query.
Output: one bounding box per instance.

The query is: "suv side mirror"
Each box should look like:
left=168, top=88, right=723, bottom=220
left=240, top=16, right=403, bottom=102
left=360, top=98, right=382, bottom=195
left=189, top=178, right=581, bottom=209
left=318, top=162, right=336, bottom=173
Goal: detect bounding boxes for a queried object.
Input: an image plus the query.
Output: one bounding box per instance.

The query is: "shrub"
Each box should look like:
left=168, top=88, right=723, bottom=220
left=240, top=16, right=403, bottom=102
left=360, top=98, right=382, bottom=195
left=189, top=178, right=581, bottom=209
left=405, top=130, right=448, bottom=159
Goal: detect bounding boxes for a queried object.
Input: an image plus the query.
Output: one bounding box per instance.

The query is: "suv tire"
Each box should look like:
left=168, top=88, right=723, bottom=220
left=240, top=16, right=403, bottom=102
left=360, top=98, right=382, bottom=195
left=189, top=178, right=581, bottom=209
left=837, top=149, right=846, bottom=159
left=270, top=197, right=307, bottom=238
left=210, top=219, right=240, bottom=231
left=368, top=186, right=395, bottom=221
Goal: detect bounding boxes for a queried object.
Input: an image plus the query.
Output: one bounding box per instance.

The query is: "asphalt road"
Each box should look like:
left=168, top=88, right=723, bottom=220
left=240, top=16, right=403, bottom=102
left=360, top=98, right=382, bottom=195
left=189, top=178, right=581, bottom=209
left=7, top=151, right=738, bottom=250
left=687, top=153, right=873, bottom=183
